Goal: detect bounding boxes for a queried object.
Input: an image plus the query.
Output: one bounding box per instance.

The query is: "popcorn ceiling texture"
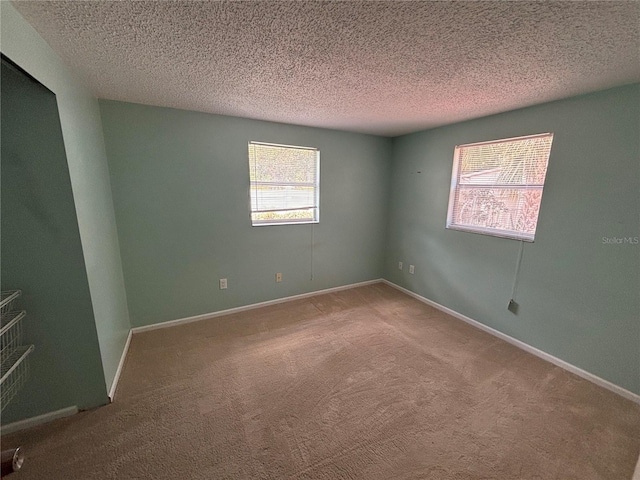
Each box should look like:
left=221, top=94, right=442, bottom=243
left=12, top=1, right=640, bottom=136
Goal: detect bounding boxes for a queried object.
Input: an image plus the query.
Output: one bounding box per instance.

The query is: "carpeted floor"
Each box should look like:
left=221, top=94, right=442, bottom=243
left=3, top=283, right=640, bottom=479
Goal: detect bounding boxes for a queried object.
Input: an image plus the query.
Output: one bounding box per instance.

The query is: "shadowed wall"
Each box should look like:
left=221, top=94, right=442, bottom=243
left=1, top=59, right=107, bottom=423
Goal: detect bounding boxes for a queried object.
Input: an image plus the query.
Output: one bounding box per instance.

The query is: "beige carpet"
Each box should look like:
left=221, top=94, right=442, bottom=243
left=3, top=283, right=640, bottom=479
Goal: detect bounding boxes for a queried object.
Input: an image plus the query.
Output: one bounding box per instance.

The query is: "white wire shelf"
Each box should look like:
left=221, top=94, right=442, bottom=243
left=0, top=290, right=21, bottom=315
left=0, top=345, right=34, bottom=411
left=0, top=289, right=34, bottom=412
left=1, top=311, right=27, bottom=366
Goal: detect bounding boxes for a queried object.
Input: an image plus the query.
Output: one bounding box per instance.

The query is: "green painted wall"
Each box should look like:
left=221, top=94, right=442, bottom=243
left=385, top=84, right=640, bottom=394
left=100, top=101, right=392, bottom=327
left=1, top=3, right=130, bottom=404
left=1, top=59, right=107, bottom=422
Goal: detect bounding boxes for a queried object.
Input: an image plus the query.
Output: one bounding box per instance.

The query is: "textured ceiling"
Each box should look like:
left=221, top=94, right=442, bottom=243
left=11, top=1, right=640, bottom=136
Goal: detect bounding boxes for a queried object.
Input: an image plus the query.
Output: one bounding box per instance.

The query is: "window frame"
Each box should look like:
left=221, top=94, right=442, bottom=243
left=446, top=132, right=553, bottom=242
left=248, top=141, right=320, bottom=227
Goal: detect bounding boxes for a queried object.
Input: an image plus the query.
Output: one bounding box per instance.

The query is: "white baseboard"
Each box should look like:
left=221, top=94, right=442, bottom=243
left=131, top=279, right=383, bottom=334
left=1, top=406, right=78, bottom=435
left=382, top=280, right=640, bottom=405
left=633, top=454, right=640, bottom=480
left=108, top=329, right=132, bottom=401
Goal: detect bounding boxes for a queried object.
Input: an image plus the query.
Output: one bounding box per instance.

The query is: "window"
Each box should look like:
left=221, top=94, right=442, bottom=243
left=248, top=142, right=319, bottom=226
left=446, top=133, right=553, bottom=241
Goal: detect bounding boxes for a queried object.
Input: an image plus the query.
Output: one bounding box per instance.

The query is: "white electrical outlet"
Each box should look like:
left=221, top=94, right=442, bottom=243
left=409, top=265, right=415, bottom=274
left=219, top=278, right=228, bottom=289
left=276, top=272, right=282, bottom=283
left=398, top=261, right=403, bottom=270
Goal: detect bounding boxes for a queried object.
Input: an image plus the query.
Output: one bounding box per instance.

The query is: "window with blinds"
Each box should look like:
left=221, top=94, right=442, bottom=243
left=446, top=133, right=554, bottom=241
left=248, top=142, right=320, bottom=226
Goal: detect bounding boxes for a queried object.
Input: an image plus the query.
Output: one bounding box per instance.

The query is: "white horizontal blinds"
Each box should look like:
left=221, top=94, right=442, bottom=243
left=449, top=133, right=553, bottom=241
left=249, top=142, right=319, bottom=225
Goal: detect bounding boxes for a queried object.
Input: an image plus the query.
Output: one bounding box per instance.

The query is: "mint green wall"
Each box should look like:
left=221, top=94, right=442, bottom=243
left=99, top=100, right=391, bottom=327
left=385, top=84, right=640, bottom=394
left=1, top=3, right=130, bottom=400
